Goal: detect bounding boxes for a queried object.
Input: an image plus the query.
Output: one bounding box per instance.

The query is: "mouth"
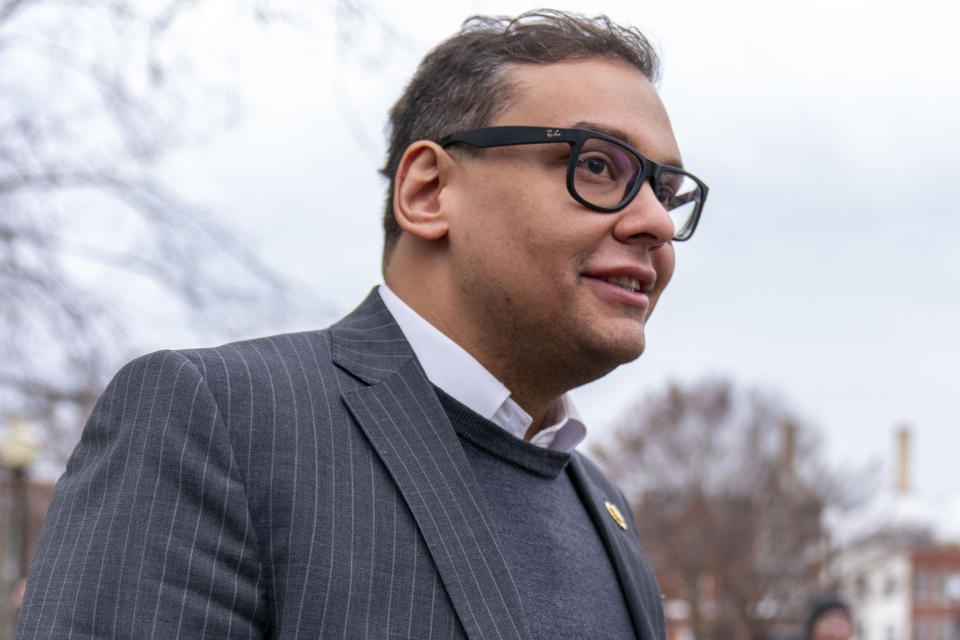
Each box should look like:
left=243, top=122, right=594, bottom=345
left=597, top=275, right=643, bottom=293
left=581, top=266, right=656, bottom=311
left=582, top=275, right=652, bottom=312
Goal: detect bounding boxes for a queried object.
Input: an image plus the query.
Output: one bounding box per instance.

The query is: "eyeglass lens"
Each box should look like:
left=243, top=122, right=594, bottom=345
left=573, top=137, right=701, bottom=238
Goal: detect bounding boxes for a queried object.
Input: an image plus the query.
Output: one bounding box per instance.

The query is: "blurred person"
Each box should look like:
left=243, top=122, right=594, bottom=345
left=805, top=595, right=854, bottom=640
left=9, top=577, right=26, bottom=614
left=17, top=9, right=707, bottom=639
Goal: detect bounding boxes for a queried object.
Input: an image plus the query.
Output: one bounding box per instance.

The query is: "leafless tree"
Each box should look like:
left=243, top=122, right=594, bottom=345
left=0, top=0, right=313, bottom=464
left=594, top=378, right=873, bottom=640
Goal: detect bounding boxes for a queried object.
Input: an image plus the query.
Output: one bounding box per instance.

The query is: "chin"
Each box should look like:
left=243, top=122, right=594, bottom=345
left=609, top=341, right=646, bottom=366
left=578, top=332, right=647, bottom=376
left=605, top=322, right=648, bottom=357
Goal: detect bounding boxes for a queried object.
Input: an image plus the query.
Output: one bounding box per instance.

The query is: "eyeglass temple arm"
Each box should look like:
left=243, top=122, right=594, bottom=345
left=440, top=127, right=578, bottom=148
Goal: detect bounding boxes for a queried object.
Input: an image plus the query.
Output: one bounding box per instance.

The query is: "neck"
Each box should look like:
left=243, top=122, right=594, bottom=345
left=492, top=370, right=565, bottom=438
left=385, top=248, right=586, bottom=437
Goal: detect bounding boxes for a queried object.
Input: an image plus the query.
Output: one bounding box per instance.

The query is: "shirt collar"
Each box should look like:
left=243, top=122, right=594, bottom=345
left=378, top=285, right=586, bottom=452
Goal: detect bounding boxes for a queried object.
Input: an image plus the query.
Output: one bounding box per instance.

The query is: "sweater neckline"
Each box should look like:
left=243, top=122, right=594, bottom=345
left=435, top=387, right=572, bottom=479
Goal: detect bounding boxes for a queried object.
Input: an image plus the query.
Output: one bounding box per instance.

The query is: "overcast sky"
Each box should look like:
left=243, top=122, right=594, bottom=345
left=154, top=0, right=959, bottom=514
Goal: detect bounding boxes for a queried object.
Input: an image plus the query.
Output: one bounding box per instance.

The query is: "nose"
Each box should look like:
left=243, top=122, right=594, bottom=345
left=611, top=181, right=676, bottom=245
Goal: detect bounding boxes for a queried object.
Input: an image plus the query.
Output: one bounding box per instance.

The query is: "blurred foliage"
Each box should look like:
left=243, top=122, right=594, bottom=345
left=594, top=378, right=874, bottom=640
left=0, top=0, right=306, bottom=464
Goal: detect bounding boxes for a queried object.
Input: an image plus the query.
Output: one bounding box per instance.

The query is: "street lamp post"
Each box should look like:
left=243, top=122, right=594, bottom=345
left=1, top=418, right=41, bottom=580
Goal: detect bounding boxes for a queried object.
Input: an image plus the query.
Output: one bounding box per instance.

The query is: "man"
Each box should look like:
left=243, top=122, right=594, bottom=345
left=18, top=10, right=707, bottom=639
left=805, top=595, right=854, bottom=640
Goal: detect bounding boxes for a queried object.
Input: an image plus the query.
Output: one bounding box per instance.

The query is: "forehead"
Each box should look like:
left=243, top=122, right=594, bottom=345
left=493, top=58, right=680, bottom=165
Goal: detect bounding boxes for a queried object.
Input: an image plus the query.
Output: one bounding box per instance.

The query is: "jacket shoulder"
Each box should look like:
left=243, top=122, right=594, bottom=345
left=175, top=329, right=336, bottom=387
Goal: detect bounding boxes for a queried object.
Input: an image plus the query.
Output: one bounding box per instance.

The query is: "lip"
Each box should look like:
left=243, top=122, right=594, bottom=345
left=581, top=265, right=656, bottom=310
left=583, top=277, right=651, bottom=310
left=582, top=265, right=656, bottom=291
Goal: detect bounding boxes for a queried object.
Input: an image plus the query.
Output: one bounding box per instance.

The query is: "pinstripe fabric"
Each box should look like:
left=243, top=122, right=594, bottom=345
left=17, top=289, right=664, bottom=639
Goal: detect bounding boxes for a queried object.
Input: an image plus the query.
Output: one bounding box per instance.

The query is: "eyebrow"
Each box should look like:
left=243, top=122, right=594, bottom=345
left=572, top=120, right=684, bottom=169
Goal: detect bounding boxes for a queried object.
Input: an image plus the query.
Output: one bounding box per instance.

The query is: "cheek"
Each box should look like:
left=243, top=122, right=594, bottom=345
left=513, top=221, right=588, bottom=288
left=652, top=244, right=676, bottom=295
left=454, top=168, right=586, bottom=288
left=486, top=204, right=562, bottom=270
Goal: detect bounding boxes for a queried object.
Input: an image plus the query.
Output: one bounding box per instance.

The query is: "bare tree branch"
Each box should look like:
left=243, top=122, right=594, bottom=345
left=0, top=0, right=31, bottom=24
left=0, top=0, right=327, bottom=469
left=593, top=379, right=875, bottom=639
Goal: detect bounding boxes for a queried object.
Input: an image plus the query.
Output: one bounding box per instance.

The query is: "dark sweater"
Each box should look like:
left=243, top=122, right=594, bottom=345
left=437, top=389, right=637, bottom=640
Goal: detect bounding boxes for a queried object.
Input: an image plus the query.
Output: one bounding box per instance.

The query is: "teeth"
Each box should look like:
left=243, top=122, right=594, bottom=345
left=602, top=276, right=642, bottom=292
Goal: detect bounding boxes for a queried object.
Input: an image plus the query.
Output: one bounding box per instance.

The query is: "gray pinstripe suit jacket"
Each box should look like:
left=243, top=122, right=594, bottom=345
left=17, top=289, right=665, bottom=639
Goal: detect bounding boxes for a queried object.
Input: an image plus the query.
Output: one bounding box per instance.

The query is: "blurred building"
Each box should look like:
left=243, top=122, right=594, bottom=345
left=831, top=427, right=960, bottom=547
left=0, top=478, right=54, bottom=639
left=831, top=544, right=960, bottom=640
left=827, top=428, right=960, bottom=640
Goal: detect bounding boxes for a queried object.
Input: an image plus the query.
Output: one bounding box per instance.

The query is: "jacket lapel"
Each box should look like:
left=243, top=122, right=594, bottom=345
left=332, top=289, right=531, bottom=640
left=569, top=454, right=665, bottom=640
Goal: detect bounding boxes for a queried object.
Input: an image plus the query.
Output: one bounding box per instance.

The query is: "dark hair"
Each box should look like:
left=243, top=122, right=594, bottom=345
left=379, top=9, right=661, bottom=266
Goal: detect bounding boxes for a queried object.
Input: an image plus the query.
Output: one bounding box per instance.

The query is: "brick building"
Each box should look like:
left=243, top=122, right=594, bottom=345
left=831, top=544, right=960, bottom=640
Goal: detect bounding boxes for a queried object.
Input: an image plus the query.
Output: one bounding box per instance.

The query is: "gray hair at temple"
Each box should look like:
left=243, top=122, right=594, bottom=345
left=379, top=9, right=662, bottom=267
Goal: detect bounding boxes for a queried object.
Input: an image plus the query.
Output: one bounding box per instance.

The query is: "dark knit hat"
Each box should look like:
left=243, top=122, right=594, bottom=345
left=805, top=594, right=850, bottom=639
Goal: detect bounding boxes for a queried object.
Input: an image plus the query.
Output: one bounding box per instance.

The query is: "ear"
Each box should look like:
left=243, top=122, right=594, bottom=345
left=393, top=141, right=451, bottom=241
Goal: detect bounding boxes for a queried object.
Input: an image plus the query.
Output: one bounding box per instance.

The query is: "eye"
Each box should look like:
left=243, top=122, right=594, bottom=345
left=576, top=153, right=619, bottom=182
left=585, top=158, right=607, bottom=175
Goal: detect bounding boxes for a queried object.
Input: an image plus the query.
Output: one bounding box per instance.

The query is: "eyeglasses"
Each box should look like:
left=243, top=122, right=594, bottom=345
left=439, top=126, right=708, bottom=241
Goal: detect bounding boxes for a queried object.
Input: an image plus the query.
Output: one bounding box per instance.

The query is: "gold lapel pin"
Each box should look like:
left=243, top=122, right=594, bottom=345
left=604, top=501, right=628, bottom=531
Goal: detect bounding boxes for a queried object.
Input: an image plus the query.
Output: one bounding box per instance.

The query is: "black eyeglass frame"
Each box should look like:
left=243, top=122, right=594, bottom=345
left=438, top=126, right=708, bottom=241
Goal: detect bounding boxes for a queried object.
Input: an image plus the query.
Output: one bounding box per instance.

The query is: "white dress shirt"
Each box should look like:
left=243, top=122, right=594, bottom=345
left=378, top=285, right=586, bottom=453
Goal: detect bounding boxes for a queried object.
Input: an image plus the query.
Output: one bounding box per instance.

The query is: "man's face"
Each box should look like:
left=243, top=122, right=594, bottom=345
left=441, top=58, right=681, bottom=389
left=811, top=610, right=854, bottom=640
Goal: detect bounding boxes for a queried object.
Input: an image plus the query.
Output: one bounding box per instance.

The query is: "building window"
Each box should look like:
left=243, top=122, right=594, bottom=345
left=916, top=571, right=928, bottom=605
left=884, top=574, right=897, bottom=597
left=947, top=572, right=960, bottom=602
